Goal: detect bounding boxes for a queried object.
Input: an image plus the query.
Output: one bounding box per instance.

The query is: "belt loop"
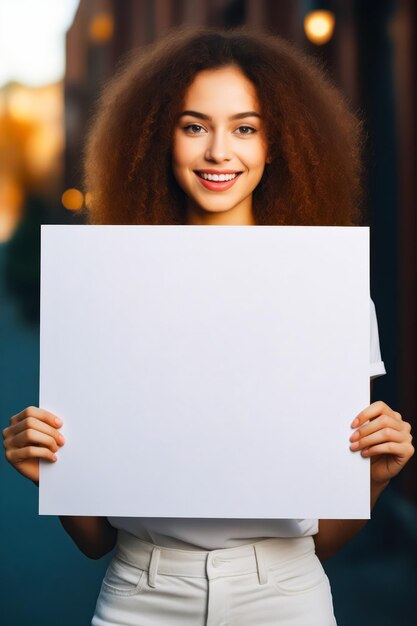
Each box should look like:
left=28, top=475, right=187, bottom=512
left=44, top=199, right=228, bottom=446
left=253, top=544, right=268, bottom=585
left=148, top=547, right=161, bottom=588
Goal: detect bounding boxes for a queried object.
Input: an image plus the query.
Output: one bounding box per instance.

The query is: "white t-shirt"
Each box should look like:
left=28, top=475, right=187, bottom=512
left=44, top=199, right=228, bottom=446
left=108, top=299, right=386, bottom=550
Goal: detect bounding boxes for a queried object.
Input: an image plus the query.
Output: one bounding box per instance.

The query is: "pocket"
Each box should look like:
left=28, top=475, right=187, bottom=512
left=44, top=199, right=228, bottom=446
left=269, top=552, right=328, bottom=596
left=102, top=555, right=147, bottom=597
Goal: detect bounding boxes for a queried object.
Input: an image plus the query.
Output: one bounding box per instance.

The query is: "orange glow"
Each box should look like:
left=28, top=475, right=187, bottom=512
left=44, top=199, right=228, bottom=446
left=304, top=10, right=335, bottom=45
left=0, top=83, right=64, bottom=188
left=0, top=177, right=24, bottom=242
left=62, top=188, right=84, bottom=211
left=26, top=126, right=62, bottom=177
left=89, top=13, right=114, bottom=44
left=85, top=191, right=92, bottom=208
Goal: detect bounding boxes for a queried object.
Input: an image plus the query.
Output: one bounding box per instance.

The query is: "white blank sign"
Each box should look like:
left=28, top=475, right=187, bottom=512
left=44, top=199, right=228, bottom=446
left=39, top=225, right=370, bottom=518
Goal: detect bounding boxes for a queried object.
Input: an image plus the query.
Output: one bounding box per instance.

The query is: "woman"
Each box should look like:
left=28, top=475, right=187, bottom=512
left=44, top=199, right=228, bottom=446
left=3, top=27, right=414, bottom=625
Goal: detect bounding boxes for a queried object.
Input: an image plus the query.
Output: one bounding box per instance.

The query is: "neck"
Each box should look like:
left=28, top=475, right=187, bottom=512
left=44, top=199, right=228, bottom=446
left=185, top=202, right=256, bottom=226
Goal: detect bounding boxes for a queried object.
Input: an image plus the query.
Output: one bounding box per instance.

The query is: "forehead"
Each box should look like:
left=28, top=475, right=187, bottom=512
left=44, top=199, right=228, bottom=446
left=182, top=66, right=260, bottom=114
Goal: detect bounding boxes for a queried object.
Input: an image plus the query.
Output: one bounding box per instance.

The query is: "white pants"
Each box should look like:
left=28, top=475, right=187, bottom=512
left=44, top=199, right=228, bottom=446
left=91, top=530, right=337, bottom=625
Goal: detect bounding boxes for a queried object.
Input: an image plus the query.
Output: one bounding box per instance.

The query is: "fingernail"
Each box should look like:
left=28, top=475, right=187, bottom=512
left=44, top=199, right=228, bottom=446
left=351, top=418, right=359, bottom=428
left=350, top=441, right=360, bottom=450
left=52, top=454, right=57, bottom=461
left=55, top=417, right=62, bottom=426
left=58, top=434, right=65, bottom=444
left=350, top=432, right=359, bottom=442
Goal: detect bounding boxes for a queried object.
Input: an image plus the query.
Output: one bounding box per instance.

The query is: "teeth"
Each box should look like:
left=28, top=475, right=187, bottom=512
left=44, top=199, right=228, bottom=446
left=199, top=172, right=238, bottom=182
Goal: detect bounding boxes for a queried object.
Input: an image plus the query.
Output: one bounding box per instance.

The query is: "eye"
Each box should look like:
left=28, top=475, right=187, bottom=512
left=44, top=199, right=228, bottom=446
left=183, top=124, right=206, bottom=135
left=235, top=125, right=256, bottom=135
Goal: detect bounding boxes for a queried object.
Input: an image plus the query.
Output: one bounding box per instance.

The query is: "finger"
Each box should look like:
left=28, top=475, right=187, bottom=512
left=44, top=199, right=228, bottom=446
left=9, top=406, right=63, bottom=428
left=5, top=429, right=60, bottom=453
left=5, top=446, right=58, bottom=465
left=350, top=414, right=408, bottom=442
left=3, top=416, right=64, bottom=447
left=351, top=401, right=400, bottom=428
left=350, top=427, right=407, bottom=451
left=360, top=442, right=411, bottom=459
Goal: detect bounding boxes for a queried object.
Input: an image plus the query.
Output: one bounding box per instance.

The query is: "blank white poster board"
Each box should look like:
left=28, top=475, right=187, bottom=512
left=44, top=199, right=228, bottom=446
left=39, top=225, right=370, bottom=518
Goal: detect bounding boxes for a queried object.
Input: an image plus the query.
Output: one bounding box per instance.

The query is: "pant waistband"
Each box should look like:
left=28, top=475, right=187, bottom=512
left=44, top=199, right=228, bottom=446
left=115, top=530, right=316, bottom=588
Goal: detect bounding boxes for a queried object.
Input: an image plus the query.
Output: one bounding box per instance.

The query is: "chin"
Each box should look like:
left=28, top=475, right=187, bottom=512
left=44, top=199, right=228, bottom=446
left=194, top=199, right=239, bottom=214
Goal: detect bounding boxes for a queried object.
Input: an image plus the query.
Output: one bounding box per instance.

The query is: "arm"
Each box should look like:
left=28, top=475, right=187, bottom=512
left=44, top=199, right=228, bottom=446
left=31, top=482, right=116, bottom=559
left=3, top=407, right=117, bottom=560
left=59, top=515, right=117, bottom=559
left=314, top=479, right=389, bottom=561
left=314, top=394, right=414, bottom=561
left=31, top=482, right=117, bottom=559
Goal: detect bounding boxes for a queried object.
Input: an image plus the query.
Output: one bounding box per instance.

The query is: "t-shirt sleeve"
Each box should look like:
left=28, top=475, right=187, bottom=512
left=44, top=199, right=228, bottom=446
left=370, top=298, right=386, bottom=379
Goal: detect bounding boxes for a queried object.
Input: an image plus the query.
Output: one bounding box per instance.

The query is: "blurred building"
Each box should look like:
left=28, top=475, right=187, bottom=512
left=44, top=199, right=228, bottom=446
left=65, top=0, right=416, bottom=498
left=64, top=0, right=380, bottom=192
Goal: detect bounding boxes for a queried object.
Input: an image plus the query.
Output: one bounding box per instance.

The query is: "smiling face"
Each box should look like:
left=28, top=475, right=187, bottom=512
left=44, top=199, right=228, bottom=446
left=172, top=66, right=269, bottom=225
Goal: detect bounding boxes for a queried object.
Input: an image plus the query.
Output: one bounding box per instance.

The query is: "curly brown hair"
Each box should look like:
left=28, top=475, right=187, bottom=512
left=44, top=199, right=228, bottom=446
left=84, top=26, right=364, bottom=226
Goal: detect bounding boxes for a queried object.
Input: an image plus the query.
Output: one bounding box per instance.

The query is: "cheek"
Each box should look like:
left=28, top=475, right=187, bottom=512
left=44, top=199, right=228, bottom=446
left=171, top=136, right=196, bottom=193
left=171, top=142, right=187, bottom=190
left=241, top=140, right=268, bottom=173
left=171, top=132, right=185, bottom=170
left=172, top=133, right=199, bottom=171
left=248, top=153, right=268, bottom=177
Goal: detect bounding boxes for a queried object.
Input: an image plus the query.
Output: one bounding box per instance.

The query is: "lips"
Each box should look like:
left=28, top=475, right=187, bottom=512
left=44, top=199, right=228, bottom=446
left=194, top=170, right=242, bottom=192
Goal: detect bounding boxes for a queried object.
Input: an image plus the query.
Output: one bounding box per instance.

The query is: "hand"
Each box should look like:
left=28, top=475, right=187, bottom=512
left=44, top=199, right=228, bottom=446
left=2, top=406, right=65, bottom=484
left=349, top=401, right=414, bottom=485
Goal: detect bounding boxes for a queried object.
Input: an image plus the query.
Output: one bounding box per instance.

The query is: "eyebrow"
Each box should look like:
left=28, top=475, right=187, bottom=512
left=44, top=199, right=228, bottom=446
left=179, top=110, right=261, bottom=121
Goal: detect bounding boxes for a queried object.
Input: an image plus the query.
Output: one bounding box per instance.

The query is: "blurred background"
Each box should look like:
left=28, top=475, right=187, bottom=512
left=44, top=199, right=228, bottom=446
left=0, top=0, right=416, bottom=624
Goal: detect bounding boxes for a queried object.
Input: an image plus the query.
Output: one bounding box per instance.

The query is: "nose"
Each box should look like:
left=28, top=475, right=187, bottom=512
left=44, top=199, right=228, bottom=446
left=204, top=130, right=232, bottom=162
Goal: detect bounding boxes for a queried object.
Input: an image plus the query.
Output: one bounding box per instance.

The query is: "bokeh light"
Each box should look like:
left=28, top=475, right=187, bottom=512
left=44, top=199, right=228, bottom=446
left=61, top=188, right=84, bottom=211
left=85, top=191, right=92, bottom=208
left=304, top=10, right=335, bottom=45
left=89, top=12, right=114, bottom=44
